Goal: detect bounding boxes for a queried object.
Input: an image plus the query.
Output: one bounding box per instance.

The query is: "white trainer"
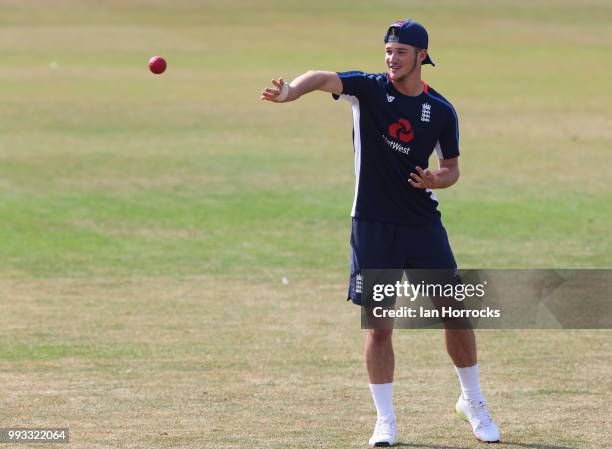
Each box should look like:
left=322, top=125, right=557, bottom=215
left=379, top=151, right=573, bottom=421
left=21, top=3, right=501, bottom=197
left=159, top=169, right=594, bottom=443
left=368, top=415, right=396, bottom=447
left=455, top=395, right=500, bottom=443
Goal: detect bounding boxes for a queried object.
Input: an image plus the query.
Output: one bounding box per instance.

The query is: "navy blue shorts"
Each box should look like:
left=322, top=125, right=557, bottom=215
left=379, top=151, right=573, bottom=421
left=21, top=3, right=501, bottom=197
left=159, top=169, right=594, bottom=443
left=348, top=218, right=457, bottom=305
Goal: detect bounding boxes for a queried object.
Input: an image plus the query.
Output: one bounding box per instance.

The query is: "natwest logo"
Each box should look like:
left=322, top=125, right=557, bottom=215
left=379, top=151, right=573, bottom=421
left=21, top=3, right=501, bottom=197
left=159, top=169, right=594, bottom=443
left=388, top=118, right=414, bottom=143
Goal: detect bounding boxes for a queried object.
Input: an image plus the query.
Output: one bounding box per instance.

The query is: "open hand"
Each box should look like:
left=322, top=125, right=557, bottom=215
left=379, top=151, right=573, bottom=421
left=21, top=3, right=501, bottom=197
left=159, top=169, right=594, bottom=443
left=260, top=77, right=290, bottom=102
left=408, top=166, right=449, bottom=189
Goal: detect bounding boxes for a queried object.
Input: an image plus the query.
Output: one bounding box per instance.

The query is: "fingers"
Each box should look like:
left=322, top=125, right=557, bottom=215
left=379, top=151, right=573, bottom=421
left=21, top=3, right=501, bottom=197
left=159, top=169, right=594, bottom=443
left=408, top=174, right=425, bottom=188
left=408, top=166, right=433, bottom=189
left=416, top=166, right=435, bottom=182
left=419, top=166, right=436, bottom=183
left=260, top=77, right=285, bottom=102
left=415, top=166, right=427, bottom=177
left=408, top=169, right=424, bottom=188
left=260, top=85, right=281, bottom=101
left=409, top=171, right=423, bottom=183
left=260, top=90, right=279, bottom=101
left=271, top=77, right=284, bottom=89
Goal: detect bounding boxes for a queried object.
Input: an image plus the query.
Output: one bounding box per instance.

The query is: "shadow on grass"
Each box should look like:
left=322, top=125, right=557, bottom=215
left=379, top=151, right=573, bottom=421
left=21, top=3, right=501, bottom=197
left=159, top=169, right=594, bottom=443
left=396, top=442, right=576, bottom=449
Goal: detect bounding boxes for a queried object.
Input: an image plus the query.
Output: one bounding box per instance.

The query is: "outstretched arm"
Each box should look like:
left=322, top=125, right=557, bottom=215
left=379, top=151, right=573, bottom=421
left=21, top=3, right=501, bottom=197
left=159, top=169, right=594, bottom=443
left=408, top=157, right=460, bottom=189
left=260, top=70, right=343, bottom=103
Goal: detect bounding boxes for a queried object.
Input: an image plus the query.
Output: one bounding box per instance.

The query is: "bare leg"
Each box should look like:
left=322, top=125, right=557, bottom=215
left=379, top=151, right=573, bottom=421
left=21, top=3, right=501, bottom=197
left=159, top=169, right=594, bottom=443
left=365, top=329, right=397, bottom=445
left=445, top=328, right=477, bottom=368
left=365, top=328, right=394, bottom=383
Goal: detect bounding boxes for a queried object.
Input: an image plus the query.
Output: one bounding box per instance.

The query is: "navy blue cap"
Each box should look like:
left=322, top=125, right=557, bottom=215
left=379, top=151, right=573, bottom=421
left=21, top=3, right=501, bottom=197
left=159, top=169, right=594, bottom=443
left=384, top=19, right=435, bottom=66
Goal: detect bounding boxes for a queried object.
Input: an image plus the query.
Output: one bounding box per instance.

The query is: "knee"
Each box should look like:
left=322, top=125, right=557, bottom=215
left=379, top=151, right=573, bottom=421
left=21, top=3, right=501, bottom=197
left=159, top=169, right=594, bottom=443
left=368, top=329, right=393, bottom=344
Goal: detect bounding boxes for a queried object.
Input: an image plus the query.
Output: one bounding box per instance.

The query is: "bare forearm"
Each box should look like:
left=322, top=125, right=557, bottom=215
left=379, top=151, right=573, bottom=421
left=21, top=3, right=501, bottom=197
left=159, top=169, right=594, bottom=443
left=431, top=167, right=460, bottom=189
left=260, top=71, right=341, bottom=103
left=285, top=70, right=341, bottom=102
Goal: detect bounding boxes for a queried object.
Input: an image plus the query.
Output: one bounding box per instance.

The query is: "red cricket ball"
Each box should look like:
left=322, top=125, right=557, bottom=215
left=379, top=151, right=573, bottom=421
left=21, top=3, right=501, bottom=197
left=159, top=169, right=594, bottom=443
left=148, top=56, right=167, bottom=75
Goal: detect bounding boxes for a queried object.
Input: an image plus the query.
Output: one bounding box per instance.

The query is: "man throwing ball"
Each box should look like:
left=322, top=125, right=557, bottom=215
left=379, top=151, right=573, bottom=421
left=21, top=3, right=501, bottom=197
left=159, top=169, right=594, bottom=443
left=261, top=19, right=500, bottom=446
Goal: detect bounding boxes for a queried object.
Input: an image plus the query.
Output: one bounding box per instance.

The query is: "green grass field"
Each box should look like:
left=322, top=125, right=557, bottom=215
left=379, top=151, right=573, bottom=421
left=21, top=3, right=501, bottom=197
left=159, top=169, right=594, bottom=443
left=1, top=1, right=611, bottom=448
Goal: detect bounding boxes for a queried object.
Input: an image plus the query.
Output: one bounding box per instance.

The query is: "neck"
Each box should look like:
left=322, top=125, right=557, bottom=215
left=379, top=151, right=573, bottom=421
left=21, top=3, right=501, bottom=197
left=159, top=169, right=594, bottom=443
left=391, top=73, right=424, bottom=97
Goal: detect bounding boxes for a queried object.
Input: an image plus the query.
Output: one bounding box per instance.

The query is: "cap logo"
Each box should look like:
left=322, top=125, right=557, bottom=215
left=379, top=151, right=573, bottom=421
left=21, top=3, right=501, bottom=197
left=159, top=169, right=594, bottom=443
left=387, top=26, right=400, bottom=42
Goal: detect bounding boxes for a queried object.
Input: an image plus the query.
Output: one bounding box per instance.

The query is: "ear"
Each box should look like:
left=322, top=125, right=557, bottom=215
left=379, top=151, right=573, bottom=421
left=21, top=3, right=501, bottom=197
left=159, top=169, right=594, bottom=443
left=419, top=49, right=428, bottom=63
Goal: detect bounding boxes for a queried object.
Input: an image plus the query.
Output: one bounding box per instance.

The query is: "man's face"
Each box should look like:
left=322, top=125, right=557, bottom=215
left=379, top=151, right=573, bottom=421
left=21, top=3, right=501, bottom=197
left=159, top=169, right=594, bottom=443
left=385, top=42, right=424, bottom=82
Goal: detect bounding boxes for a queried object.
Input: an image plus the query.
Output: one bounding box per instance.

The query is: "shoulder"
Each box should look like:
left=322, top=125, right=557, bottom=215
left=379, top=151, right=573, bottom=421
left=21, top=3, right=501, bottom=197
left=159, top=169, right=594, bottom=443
left=335, top=71, right=388, bottom=100
left=423, top=85, right=459, bottom=120
left=337, top=71, right=387, bottom=84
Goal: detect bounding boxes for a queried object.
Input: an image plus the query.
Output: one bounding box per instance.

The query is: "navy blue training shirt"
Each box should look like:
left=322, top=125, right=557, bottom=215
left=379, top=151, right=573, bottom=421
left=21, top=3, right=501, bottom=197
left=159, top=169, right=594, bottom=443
left=334, top=71, right=460, bottom=225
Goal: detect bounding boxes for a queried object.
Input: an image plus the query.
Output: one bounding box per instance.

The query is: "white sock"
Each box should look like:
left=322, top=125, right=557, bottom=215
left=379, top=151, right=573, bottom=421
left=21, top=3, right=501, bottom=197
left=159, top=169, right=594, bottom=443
left=369, top=383, right=394, bottom=420
left=455, top=364, right=485, bottom=403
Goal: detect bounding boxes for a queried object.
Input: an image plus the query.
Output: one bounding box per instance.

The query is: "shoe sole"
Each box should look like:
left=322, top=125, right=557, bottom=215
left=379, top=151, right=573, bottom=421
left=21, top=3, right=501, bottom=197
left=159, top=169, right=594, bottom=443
left=368, top=443, right=392, bottom=448
left=455, top=402, right=500, bottom=444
